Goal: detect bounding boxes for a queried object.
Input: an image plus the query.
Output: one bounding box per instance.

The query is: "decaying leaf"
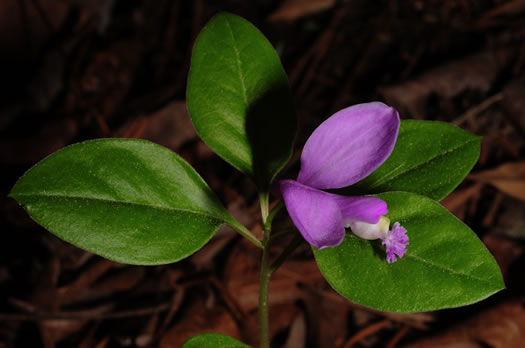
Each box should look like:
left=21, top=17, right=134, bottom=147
left=379, top=51, right=508, bottom=119
left=469, top=162, right=525, bottom=201
left=268, top=0, right=336, bottom=21
left=403, top=299, right=525, bottom=348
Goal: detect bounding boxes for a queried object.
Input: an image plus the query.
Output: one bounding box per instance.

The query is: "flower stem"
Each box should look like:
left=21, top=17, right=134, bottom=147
left=258, top=193, right=272, bottom=348
left=258, top=230, right=271, bottom=348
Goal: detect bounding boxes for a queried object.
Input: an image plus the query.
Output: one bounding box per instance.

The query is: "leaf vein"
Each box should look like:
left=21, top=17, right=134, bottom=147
left=405, top=253, right=499, bottom=287
left=224, top=18, right=249, bottom=107
left=12, top=192, right=227, bottom=223
left=369, top=138, right=478, bottom=188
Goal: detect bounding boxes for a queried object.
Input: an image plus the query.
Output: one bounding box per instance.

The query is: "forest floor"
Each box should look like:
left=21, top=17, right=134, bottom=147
left=1, top=0, right=525, bottom=347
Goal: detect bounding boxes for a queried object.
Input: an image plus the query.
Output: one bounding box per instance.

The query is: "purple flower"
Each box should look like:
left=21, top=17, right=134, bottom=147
left=280, top=102, right=409, bottom=262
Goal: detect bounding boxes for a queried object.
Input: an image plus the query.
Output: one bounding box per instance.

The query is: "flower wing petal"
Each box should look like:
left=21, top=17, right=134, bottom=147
left=332, top=195, right=388, bottom=225
left=297, top=102, right=400, bottom=189
left=280, top=180, right=345, bottom=249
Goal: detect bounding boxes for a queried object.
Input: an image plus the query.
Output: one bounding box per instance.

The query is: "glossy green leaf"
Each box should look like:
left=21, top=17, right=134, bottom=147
left=9, top=139, right=242, bottom=265
left=187, top=12, right=296, bottom=191
left=347, top=120, right=481, bottom=201
left=314, top=192, right=504, bottom=312
left=182, top=333, right=251, bottom=348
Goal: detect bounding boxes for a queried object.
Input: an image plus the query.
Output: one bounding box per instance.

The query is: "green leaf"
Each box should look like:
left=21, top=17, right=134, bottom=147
left=314, top=192, right=504, bottom=312
left=10, top=139, right=242, bottom=265
left=187, top=12, right=296, bottom=191
left=347, top=120, right=481, bottom=201
left=182, top=333, right=251, bottom=348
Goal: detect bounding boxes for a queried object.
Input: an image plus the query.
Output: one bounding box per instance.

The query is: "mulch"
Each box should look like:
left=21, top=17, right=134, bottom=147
left=1, top=0, right=525, bottom=347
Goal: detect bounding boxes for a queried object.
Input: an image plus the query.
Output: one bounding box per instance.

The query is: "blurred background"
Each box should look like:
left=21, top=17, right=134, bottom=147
left=1, top=0, right=525, bottom=347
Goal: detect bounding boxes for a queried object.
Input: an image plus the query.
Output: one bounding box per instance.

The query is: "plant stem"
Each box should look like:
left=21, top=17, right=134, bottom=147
left=229, top=220, right=263, bottom=249
left=259, top=191, right=270, bottom=224
left=258, top=230, right=271, bottom=348
left=264, top=201, right=284, bottom=231
left=258, top=192, right=271, bottom=348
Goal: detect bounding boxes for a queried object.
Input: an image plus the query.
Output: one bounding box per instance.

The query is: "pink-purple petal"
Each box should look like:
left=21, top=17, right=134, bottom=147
left=331, top=194, right=388, bottom=225
left=297, top=102, right=400, bottom=189
left=280, top=180, right=345, bottom=249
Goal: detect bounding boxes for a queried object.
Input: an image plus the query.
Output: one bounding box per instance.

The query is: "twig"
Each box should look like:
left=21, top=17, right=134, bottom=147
left=294, top=6, right=347, bottom=98
left=210, top=276, right=246, bottom=322
left=94, top=111, right=111, bottom=137
left=452, top=93, right=504, bottom=126
left=122, top=117, right=149, bottom=138
left=482, top=191, right=504, bottom=227
left=332, top=14, right=387, bottom=112
left=94, top=337, right=110, bottom=348
left=29, top=0, right=56, bottom=33
left=0, top=303, right=171, bottom=321
left=306, top=288, right=432, bottom=330
left=343, top=319, right=390, bottom=348
left=156, top=286, right=185, bottom=336
left=270, top=233, right=304, bottom=273
left=269, top=227, right=295, bottom=241
left=386, top=325, right=409, bottom=348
